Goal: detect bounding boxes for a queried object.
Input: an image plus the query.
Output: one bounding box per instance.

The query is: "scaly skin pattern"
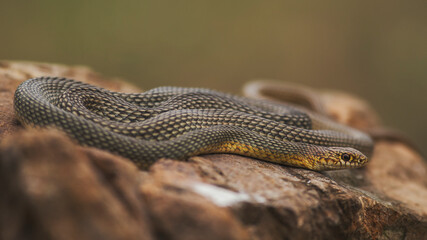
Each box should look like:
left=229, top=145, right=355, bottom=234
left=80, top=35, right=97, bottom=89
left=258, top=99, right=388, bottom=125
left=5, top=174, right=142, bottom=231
left=13, top=77, right=373, bottom=170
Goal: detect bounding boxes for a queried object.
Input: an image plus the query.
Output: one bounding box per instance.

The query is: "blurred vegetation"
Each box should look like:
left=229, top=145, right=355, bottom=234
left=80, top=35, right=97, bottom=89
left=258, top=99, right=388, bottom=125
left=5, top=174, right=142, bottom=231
left=1, top=1, right=426, bottom=152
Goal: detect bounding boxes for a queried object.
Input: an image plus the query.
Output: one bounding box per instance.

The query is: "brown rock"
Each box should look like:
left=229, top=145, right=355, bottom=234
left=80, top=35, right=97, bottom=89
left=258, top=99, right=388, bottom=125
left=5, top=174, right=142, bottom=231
left=0, top=130, right=152, bottom=240
left=0, top=61, right=426, bottom=240
left=320, top=90, right=381, bottom=130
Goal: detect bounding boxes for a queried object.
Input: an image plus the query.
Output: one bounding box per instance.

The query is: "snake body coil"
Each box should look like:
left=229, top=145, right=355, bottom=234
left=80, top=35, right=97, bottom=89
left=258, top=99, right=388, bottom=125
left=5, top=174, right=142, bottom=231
left=14, top=77, right=374, bottom=170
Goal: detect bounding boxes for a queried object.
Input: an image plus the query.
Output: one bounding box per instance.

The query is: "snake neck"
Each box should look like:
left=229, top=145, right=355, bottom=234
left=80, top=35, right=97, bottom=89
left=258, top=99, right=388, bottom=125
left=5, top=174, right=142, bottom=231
left=192, top=141, right=316, bottom=169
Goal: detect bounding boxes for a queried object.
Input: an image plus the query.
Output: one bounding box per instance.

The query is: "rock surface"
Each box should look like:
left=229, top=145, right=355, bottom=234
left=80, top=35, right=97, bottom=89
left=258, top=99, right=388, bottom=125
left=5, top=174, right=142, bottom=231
left=0, top=61, right=426, bottom=240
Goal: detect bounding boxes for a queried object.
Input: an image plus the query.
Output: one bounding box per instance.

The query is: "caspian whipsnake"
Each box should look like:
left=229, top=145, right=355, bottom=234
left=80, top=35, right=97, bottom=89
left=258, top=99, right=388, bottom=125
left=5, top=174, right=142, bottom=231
left=14, top=77, right=374, bottom=170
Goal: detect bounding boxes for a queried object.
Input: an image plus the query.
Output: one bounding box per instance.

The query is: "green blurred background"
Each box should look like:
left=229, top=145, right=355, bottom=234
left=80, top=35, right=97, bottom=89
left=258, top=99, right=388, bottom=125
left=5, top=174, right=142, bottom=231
left=1, top=1, right=426, bottom=153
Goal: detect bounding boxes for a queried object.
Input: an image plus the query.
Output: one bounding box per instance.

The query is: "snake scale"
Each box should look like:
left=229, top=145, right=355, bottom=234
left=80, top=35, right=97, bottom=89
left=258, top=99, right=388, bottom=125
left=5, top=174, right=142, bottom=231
left=14, top=77, right=374, bottom=170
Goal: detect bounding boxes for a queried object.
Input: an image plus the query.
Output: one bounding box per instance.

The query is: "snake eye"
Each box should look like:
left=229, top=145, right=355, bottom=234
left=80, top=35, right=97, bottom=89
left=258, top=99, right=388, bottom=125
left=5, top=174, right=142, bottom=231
left=341, top=153, right=351, bottom=162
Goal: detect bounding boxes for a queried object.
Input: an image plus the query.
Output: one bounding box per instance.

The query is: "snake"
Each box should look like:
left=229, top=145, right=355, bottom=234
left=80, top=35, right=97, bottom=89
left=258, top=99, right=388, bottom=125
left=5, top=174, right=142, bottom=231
left=13, top=77, right=374, bottom=171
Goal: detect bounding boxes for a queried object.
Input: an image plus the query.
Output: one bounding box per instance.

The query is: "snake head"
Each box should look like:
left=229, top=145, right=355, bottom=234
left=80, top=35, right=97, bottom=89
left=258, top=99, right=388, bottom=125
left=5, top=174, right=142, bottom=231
left=313, top=147, right=369, bottom=171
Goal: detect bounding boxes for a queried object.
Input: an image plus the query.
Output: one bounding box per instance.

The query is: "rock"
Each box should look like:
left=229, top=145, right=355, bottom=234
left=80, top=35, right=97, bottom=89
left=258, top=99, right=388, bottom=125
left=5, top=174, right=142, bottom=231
left=0, top=130, right=153, bottom=240
left=0, top=61, right=426, bottom=240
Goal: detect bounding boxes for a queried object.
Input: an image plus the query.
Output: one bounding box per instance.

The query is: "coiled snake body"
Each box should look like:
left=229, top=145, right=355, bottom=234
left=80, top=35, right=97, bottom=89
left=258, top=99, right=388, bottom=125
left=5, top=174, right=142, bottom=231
left=14, top=77, right=374, bottom=170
